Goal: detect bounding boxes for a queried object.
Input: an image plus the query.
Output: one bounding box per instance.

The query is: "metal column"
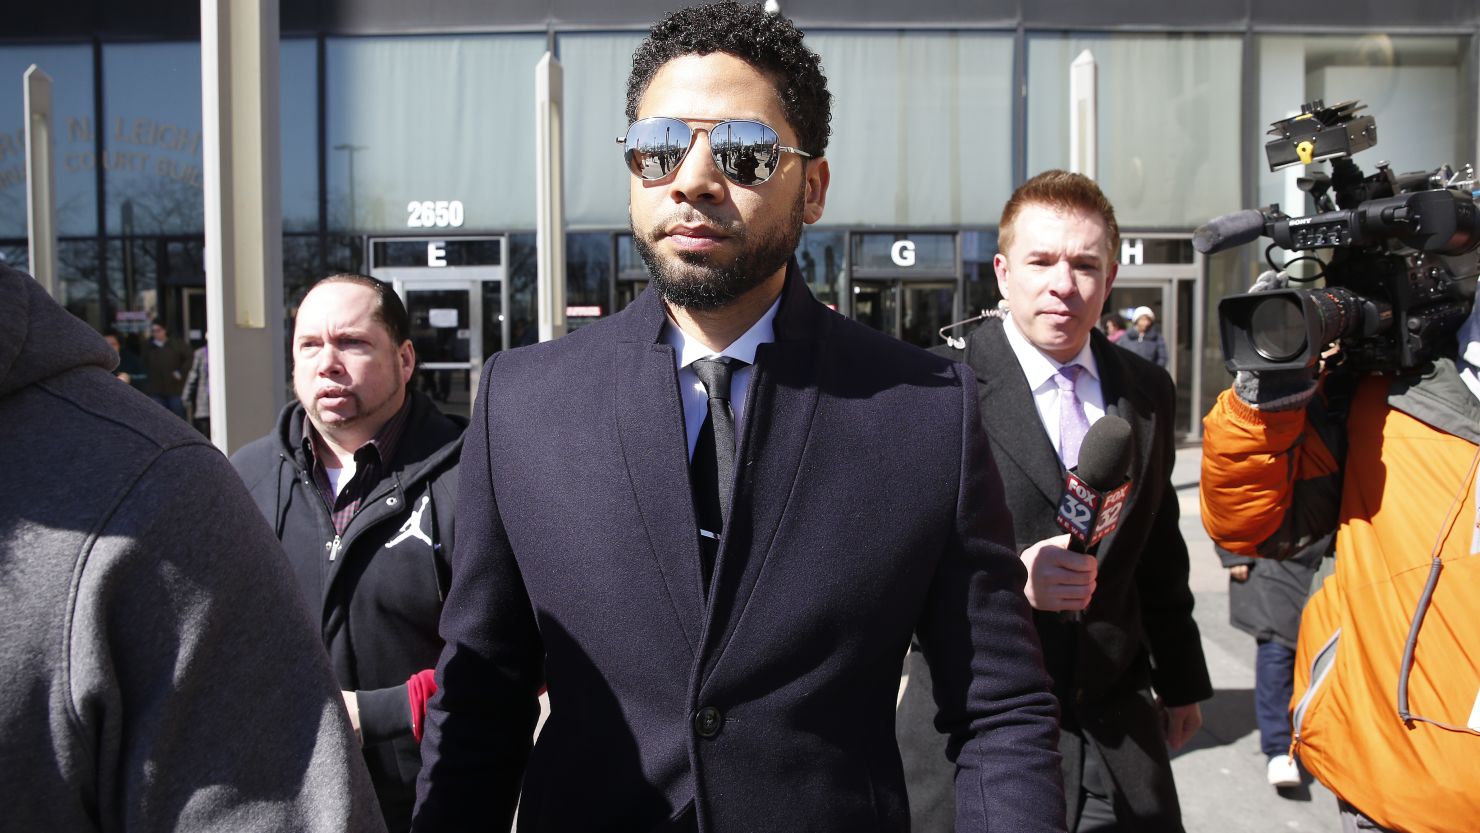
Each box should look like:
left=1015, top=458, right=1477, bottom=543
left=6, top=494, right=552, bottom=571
left=24, top=66, right=57, bottom=298
left=535, top=51, right=567, bottom=343
left=201, top=0, right=286, bottom=453
left=1069, top=49, right=1098, bottom=180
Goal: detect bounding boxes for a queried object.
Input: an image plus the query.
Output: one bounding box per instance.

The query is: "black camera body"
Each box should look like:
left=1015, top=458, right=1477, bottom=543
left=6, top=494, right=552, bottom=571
left=1197, top=100, right=1480, bottom=374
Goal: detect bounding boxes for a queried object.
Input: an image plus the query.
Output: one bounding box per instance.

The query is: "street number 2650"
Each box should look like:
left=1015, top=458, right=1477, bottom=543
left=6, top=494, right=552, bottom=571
left=407, top=200, right=465, bottom=228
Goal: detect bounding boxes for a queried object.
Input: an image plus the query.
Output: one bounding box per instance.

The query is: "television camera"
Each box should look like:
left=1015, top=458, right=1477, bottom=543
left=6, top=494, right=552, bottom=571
left=1194, top=100, right=1480, bottom=373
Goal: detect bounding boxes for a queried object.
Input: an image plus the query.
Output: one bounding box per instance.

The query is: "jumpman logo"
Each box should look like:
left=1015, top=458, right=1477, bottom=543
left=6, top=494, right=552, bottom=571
left=388, top=495, right=433, bottom=548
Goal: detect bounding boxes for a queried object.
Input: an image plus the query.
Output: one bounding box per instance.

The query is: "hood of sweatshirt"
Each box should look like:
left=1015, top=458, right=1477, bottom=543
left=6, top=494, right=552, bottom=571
left=1388, top=356, right=1480, bottom=446
left=0, top=265, right=117, bottom=399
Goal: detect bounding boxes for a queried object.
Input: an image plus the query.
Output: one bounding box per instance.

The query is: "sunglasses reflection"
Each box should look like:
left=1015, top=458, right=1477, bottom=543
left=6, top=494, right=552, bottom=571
left=627, top=118, right=780, bottom=184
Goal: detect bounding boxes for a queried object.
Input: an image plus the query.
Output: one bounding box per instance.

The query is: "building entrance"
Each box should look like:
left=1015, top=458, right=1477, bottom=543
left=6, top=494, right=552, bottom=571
left=851, top=280, right=957, bottom=348
left=369, top=236, right=507, bottom=417
left=1107, top=234, right=1204, bottom=438
left=845, top=231, right=960, bottom=349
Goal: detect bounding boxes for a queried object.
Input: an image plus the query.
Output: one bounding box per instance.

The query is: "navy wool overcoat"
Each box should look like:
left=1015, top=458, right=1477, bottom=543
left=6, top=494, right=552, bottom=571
left=413, top=260, right=1066, bottom=833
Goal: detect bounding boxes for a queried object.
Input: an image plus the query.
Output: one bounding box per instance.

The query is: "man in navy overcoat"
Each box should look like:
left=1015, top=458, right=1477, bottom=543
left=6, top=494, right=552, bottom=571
left=412, top=4, right=1065, bottom=831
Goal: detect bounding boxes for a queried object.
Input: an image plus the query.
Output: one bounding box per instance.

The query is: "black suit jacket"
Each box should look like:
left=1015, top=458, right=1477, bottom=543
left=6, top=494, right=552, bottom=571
left=922, top=318, right=1212, bottom=832
left=412, top=263, right=1066, bottom=833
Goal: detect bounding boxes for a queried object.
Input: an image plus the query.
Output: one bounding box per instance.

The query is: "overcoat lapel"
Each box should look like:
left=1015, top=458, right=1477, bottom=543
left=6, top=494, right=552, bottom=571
left=699, top=264, right=826, bottom=685
left=610, top=261, right=828, bottom=680
left=614, top=288, right=706, bottom=656
left=1087, top=332, right=1155, bottom=559
left=966, top=320, right=1064, bottom=506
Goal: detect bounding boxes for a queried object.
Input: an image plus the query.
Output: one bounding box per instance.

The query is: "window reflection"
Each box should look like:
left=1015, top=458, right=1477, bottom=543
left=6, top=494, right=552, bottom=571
left=1027, top=33, right=1243, bottom=228
left=1255, top=36, right=1471, bottom=213
left=797, top=230, right=843, bottom=309
left=0, top=246, right=26, bottom=273
left=281, top=39, right=319, bottom=232
left=565, top=233, right=611, bottom=330
left=557, top=33, right=646, bottom=228
left=808, top=31, right=1014, bottom=227
left=102, top=42, right=204, bottom=235
left=0, top=44, right=98, bottom=238
left=58, top=238, right=106, bottom=330
left=325, top=35, right=544, bottom=233
left=508, top=233, right=538, bottom=348
left=961, top=230, right=1001, bottom=318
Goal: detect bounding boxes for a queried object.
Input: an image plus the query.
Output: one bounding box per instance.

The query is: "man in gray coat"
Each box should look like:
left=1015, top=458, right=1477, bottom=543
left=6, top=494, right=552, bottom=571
left=0, top=264, right=385, bottom=833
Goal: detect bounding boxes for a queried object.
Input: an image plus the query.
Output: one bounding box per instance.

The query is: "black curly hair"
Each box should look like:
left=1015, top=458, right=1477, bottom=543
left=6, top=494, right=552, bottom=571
left=625, top=1, right=831, bottom=157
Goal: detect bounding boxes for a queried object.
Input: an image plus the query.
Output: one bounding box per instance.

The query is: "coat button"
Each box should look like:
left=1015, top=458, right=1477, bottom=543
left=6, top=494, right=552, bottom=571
left=693, top=706, right=723, bottom=738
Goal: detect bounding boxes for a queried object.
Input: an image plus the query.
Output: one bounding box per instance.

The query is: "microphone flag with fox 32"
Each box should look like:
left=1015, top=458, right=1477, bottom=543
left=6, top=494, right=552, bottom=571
left=1056, top=415, right=1134, bottom=554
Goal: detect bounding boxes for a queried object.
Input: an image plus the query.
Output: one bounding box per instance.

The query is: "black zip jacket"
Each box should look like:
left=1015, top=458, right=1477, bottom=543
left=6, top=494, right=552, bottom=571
left=231, top=389, right=464, bottom=832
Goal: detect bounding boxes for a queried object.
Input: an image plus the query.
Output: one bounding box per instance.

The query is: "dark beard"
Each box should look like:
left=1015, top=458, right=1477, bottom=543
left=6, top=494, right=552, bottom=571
left=634, top=193, right=803, bottom=312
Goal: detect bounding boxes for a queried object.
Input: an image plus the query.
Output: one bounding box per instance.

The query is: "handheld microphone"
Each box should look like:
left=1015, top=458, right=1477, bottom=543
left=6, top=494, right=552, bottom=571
left=1056, top=415, right=1134, bottom=554
left=1055, top=416, right=1134, bottom=624
left=1192, top=208, right=1271, bottom=255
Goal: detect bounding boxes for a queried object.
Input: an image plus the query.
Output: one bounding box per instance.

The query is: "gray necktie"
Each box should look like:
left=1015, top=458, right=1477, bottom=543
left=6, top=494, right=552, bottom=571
left=1054, top=363, right=1090, bottom=469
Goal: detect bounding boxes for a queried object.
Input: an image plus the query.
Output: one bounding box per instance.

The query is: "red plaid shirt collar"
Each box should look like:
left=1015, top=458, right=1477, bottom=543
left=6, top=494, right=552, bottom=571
left=302, top=396, right=412, bottom=536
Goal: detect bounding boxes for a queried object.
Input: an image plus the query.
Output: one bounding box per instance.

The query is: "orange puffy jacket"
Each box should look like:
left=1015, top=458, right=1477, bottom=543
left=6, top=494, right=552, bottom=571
left=1202, top=362, right=1480, bottom=833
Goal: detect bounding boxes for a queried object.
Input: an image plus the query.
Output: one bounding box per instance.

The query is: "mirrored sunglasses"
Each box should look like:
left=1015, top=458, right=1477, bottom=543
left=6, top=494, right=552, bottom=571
left=617, top=117, right=814, bottom=186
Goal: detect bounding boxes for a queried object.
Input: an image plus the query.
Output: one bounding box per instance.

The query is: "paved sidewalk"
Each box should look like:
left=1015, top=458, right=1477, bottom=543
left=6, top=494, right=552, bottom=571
left=1169, top=442, right=1341, bottom=833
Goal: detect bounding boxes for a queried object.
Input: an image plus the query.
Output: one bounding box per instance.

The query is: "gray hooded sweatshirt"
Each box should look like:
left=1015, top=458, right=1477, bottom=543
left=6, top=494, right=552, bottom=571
left=0, top=266, right=386, bottom=832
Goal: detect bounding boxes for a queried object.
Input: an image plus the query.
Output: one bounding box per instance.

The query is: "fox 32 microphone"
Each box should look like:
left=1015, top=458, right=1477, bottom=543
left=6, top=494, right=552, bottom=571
left=1056, top=416, right=1134, bottom=621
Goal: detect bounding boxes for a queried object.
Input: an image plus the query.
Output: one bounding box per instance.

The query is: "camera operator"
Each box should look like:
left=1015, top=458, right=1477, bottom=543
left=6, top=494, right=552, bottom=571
left=1200, top=270, right=1480, bottom=833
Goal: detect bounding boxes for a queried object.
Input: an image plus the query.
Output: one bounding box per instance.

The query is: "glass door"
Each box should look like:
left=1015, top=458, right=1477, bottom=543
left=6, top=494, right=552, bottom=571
left=851, top=279, right=957, bottom=349
left=616, top=279, right=647, bottom=313
left=1105, top=279, right=1173, bottom=373
left=398, top=280, right=483, bottom=417
left=1107, top=277, right=1198, bottom=438
left=374, top=236, right=508, bottom=416
left=851, top=280, right=897, bottom=340
left=181, top=287, right=207, bottom=346
left=899, top=282, right=956, bottom=348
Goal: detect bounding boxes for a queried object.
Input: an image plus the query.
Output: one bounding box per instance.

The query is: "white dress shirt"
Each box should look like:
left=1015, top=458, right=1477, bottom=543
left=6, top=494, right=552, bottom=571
left=663, top=296, right=781, bottom=459
left=1002, top=315, right=1107, bottom=467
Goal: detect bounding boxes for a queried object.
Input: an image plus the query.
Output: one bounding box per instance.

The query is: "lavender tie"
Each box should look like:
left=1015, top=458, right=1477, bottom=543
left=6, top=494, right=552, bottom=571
left=1054, top=363, right=1090, bottom=469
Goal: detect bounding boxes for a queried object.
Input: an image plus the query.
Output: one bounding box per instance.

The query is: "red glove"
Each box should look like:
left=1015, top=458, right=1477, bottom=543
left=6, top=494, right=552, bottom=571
left=407, top=669, right=438, bottom=743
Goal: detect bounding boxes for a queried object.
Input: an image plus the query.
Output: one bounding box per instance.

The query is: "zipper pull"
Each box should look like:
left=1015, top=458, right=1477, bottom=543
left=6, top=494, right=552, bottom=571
left=328, top=535, right=342, bottom=561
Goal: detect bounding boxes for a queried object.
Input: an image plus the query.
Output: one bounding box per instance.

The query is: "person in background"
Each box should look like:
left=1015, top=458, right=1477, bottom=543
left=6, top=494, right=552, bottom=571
left=1100, top=314, right=1127, bottom=343
left=1202, top=269, right=1480, bottom=833
left=142, top=319, right=193, bottom=418
left=1120, top=306, right=1168, bottom=367
left=232, top=274, right=464, bottom=833
left=1216, top=537, right=1326, bottom=791
left=183, top=336, right=210, bottom=437
left=912, top=170, right=1210, bottom=833
left=103, top=328, right=145, bottom=387
left=0, top=264, right=386, bottom=833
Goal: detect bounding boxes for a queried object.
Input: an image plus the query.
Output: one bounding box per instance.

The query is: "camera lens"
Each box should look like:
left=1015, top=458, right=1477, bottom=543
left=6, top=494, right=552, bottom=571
left=1249, top=295, right=1308, bottom=362
left=1307, top=288, right=1362, bottom=345
left=1247, top=288, right=1366, bottom=363
left=1219, top=285, right=1380, bottom=371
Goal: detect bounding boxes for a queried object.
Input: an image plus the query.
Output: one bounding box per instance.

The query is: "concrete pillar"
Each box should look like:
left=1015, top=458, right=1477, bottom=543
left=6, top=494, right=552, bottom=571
left=1070, top=49, right=1098, bottom=180
left=24, top=66, right=57, bottom=299
left=535, top=51, right=567, bottom=343
left=201, top=0, right=286, bottom=453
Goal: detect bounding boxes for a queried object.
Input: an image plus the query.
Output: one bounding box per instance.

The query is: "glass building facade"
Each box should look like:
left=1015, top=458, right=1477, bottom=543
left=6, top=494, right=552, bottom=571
left=4, top=1, right=1478, bottom=435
